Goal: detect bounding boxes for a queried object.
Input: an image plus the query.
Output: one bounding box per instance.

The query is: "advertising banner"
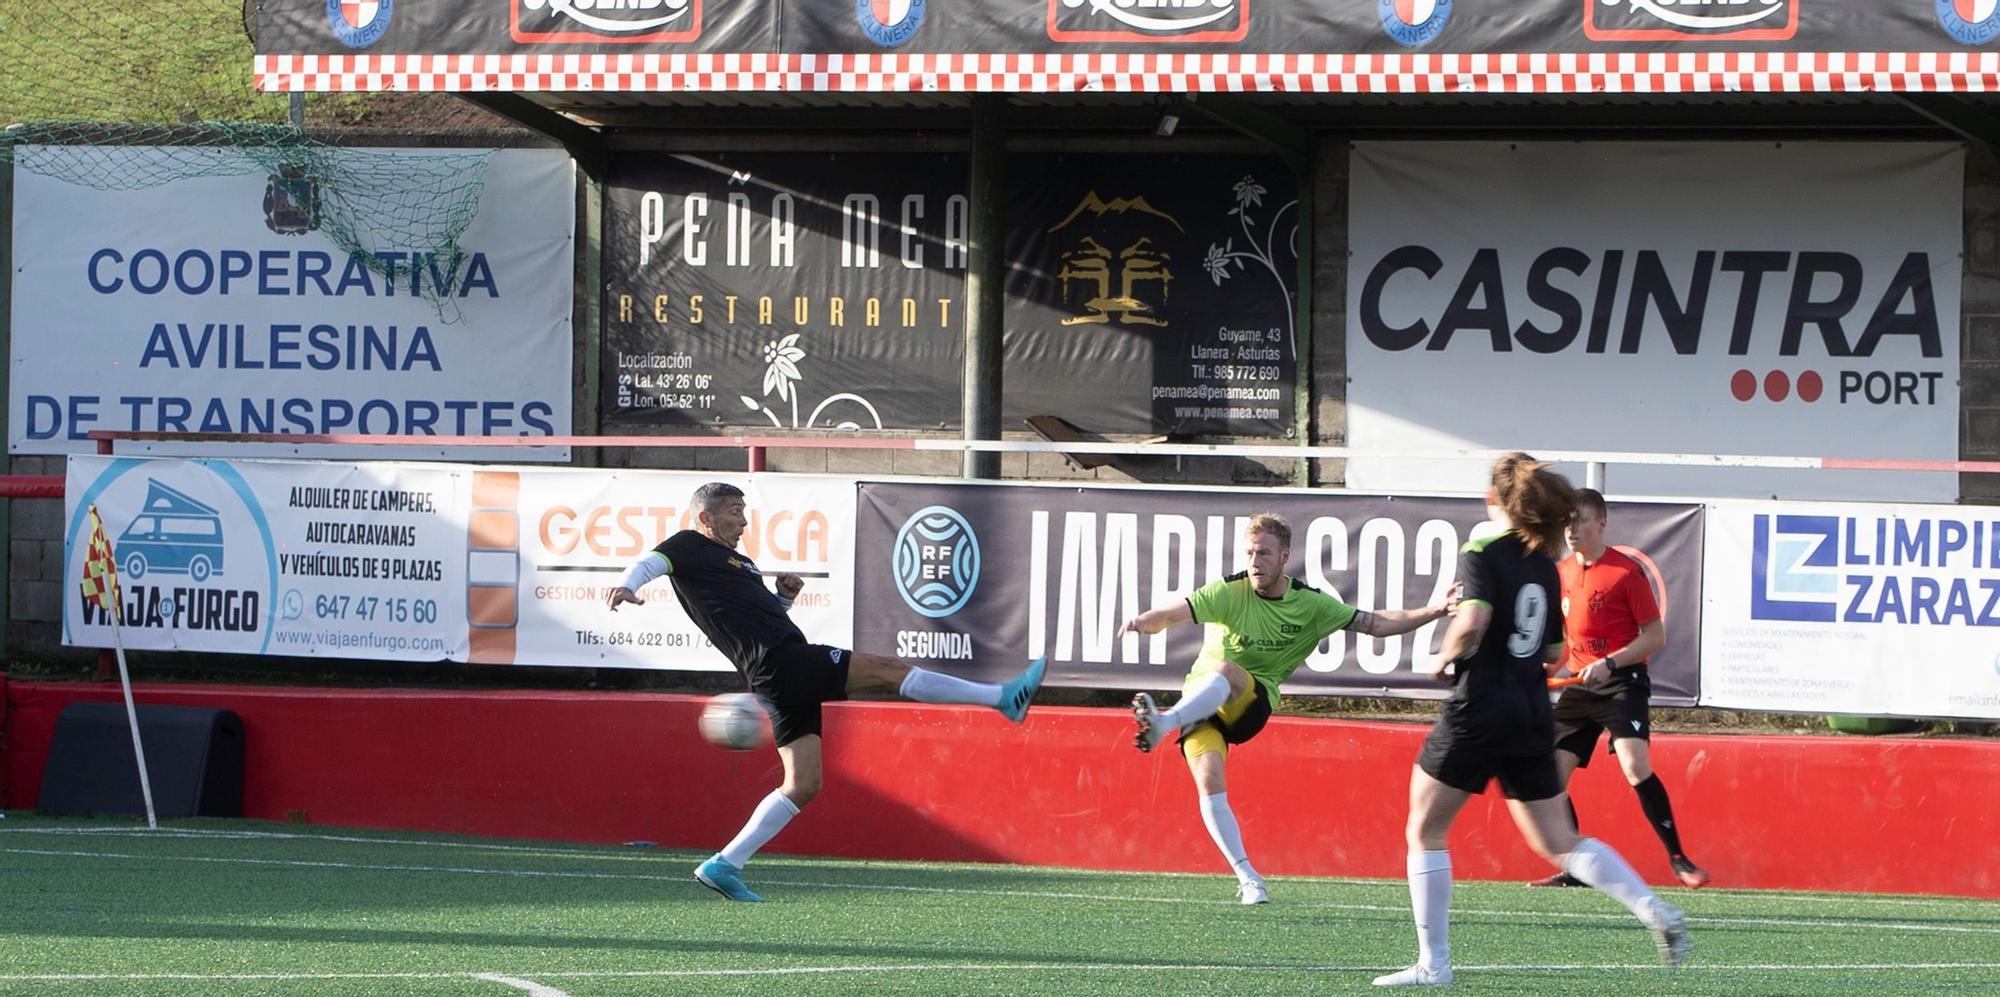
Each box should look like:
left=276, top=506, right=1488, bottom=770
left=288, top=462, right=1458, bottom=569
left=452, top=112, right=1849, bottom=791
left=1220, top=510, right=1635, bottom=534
left=488, top=470, right=856, bottom=671
left=13, top=147, right=575, bottom=461
left=1702, top=500, right=2000, bottom=719
left=1347, top=141, right=1961, bottom=502
left=64, top=458, right=857, bottom=671
left=65, top=455, right=466, bottom=660
left=854, top=480, right=1702, bottom=704
left=603, top=151, right=1295, bottom=437
left=258, top=0, right=1996, bottom=58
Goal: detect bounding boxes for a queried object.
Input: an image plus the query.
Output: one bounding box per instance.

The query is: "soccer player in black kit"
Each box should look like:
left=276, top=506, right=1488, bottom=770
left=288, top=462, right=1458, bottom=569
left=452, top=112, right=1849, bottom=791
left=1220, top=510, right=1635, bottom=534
left=1374, top=454, right=1690, bottom=988
left=607, top=482, right=1046, bottom=903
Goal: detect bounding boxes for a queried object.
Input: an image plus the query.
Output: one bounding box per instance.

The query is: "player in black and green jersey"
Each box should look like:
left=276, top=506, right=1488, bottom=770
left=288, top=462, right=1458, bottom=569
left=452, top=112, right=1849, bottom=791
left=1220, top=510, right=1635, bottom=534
left=1375, top=454, right=1689, bottom=988
left=1118, top=512, right=1460, bottom=905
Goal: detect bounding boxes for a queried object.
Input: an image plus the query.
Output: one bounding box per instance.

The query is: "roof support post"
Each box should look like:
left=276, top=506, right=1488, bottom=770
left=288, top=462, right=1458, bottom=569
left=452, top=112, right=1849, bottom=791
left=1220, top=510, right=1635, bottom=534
left=963, top=94, right=1008, bottom=480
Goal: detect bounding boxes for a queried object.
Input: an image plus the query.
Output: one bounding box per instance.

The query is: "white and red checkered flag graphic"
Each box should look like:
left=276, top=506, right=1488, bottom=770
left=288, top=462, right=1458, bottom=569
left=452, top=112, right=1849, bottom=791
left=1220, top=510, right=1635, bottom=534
left=80, top=504, right=122, bottom=621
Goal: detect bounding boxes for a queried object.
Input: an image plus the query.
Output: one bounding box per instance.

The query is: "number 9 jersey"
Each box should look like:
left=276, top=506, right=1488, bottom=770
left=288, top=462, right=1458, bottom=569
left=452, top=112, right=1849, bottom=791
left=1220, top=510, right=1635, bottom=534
left=1439, top=530, right=1567, bottom=754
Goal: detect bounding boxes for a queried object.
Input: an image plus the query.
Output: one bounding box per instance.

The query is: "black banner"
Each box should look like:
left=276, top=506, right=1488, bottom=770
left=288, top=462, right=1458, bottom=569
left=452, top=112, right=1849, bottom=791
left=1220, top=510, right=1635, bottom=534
left=262, top=0, right=1992, bottom=58
left=854, top=481, right=1704, bottom=705
left=603, top=152, right=1297, bottom=436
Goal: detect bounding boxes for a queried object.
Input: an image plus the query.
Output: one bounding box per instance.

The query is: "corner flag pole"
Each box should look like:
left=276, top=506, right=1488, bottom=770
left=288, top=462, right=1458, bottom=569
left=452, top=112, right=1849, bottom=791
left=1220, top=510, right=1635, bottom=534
left=83, top=504, right=157, bottom=830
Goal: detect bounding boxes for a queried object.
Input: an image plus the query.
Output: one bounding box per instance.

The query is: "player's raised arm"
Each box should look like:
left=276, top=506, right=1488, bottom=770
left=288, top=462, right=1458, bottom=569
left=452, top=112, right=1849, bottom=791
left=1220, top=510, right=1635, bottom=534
left=1350, top=581, right=1462, bottom=638
left=607, top=550, right=671, bottom=611
left=1116, top=599, right=1195, bottom=638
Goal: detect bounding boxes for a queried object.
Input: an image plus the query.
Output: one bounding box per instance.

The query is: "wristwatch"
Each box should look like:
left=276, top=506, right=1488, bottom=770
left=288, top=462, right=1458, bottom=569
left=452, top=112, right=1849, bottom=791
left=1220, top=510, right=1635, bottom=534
left=1604, top=654, right=1620, bottom=670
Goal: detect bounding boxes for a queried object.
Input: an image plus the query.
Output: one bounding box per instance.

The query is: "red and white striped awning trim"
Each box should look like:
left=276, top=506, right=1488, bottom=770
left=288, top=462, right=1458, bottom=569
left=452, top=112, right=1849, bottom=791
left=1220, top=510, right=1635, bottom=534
left=254, top=51, right=2000, bottom=94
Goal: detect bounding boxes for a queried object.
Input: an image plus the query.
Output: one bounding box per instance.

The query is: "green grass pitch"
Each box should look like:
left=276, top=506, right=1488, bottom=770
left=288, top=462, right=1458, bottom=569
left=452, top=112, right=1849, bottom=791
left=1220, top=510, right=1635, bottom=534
left=2, top=814, right=1997, bottom=995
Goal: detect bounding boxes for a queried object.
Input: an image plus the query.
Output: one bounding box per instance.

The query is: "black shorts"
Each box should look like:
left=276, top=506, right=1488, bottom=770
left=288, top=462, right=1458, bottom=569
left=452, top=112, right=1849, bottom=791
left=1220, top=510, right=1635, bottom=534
left=1552, top=686, right=1652, bottom=767
left=1176, top=679, right=1274, bottom=750
left=745, top=642, right=851, bottom=748
left=1418, top=727, right=1564, bottom=801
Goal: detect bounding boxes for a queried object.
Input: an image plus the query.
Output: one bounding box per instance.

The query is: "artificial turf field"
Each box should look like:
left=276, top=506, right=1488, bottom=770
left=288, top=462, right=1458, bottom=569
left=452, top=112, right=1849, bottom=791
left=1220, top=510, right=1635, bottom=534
left=1, top=815, right=1996, bottom=995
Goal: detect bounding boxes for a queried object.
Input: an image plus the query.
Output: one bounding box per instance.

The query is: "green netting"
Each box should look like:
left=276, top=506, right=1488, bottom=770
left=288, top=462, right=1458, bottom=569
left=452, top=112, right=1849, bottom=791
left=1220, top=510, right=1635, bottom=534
left=0, top=0, right=493, bottom=311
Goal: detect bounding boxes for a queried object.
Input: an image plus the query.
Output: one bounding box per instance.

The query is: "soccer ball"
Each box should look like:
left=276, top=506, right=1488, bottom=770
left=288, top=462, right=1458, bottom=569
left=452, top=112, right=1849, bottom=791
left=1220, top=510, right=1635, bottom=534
left=698, top=693, right=770, bottom=751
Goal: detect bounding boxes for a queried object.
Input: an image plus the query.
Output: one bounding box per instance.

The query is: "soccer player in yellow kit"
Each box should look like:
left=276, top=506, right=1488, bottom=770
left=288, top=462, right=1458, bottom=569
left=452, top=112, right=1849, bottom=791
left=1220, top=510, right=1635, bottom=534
left=1119, top=513, right=1460, bottom=904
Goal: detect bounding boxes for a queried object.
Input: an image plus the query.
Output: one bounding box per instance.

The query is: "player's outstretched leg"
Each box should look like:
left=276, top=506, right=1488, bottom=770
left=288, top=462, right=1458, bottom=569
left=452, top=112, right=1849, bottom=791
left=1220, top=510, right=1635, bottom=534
left=893, top=656, right=1046, bottom=724
left=1565, top=836, right=1693, bottom=968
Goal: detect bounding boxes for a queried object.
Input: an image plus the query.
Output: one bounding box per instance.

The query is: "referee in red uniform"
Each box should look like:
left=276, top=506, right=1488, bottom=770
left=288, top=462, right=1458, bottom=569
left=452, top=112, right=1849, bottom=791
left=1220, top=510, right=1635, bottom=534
left=1530, top=488, right=1709, bottom=889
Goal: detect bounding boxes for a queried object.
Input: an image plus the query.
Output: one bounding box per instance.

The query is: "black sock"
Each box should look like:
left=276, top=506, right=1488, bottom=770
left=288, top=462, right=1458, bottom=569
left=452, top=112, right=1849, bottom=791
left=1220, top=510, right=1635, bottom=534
left=1565, top=796, right=1580, bottom=834
left=1632, top=774, right=1686, bottom=857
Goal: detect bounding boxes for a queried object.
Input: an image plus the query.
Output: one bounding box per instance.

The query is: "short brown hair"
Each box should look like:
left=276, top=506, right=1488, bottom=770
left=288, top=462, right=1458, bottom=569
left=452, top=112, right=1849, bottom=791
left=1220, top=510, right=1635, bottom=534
left=1246, top=513, right=1292, bottom=548
left=1573, top=488, right=1608, bottom=521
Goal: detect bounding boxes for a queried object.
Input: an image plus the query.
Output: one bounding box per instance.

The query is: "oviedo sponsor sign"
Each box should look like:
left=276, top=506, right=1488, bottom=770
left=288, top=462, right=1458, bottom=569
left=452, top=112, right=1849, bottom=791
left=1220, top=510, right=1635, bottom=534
left=854, top=480, right=1703, bottom=702
left=1346, top=141, right=1961, bottom=501
left=1703, top=499, right=2000, bottom=719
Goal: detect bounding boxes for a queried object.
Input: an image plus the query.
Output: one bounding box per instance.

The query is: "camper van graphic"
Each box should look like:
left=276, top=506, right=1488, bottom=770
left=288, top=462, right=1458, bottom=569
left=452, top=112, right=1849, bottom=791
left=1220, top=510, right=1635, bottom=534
left=117, top=480, right=228, bottom=584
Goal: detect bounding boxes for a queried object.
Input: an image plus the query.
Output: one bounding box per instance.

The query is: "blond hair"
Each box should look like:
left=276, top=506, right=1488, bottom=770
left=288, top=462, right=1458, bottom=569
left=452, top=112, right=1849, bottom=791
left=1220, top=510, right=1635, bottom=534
left=1245, top=513, right=1292, bottom=548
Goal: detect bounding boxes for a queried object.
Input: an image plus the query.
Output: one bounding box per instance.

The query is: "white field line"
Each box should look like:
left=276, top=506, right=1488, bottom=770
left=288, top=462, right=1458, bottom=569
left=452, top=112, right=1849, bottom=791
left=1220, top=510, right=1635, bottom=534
left=4, top=845, right=1999, bottom=938
left=470, top=972, right=570, bottom=996
left=5, top=826, right=1992, bottom=914
left=5, top=961, right=2000, bottom=984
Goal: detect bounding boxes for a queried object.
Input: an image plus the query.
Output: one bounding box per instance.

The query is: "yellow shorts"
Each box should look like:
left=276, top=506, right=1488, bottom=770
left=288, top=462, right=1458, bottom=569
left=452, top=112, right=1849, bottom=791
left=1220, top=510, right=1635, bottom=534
left=1179, top=672, right=1274, bottom=759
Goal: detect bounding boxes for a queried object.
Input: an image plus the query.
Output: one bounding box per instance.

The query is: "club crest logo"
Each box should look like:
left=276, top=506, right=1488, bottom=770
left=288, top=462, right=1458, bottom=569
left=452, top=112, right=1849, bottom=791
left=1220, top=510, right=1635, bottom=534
left=1379, top=0, right=1451, bottom=48
left=892, top=505, right=980, bottom=618
left=858, top=0, right=926, bottom=47
left=1938, top=0, right=2000, bottom=45
left=327, top=0, right=392, bottom=49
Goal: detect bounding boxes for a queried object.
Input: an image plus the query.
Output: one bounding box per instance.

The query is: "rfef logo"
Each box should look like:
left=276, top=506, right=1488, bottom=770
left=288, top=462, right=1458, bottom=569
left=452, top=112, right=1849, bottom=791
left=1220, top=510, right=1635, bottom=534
left=859, top=0, right=927, bottom=47
left=892, top=505, right=980, bottom=618
left=1048, top=0, right=1248, bottom=44
left=511, top=0, right=699, bottom=44
left=1585, top=0, right=1796, bottom=42
left=326, top=0, right=392, bottom=48
left=1938, top=0, right=2000, bottom=46
left=1379, top=0, right=1451, bottom=48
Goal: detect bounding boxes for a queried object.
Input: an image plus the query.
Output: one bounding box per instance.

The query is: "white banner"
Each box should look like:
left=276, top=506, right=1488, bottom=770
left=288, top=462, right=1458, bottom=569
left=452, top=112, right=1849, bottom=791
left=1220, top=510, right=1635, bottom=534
left=64, top=457, right=857, bottom=670
left=1701, top=499, right=2000, bottom=719
left=1347, top=141, right=1962, bottom=501
left=13, top=147, right=575, bottom=461
left=65, top=455, right=467, bottom=659
left=492, top=470, right=856, bottom=670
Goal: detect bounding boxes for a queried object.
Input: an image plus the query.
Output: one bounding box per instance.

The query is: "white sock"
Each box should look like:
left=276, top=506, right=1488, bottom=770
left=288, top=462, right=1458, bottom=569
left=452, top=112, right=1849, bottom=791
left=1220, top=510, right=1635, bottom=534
left=1198, top=791, right=1258, bottom=883
left=1564, top=836, right=1660, bottom=921
left=1409, top=850, right=1452, bottom=971
left=899, top=667, right=1003, bottom=708
left=1162, top=671, right=1233, bottom=733
left=718, top=790, right=801, bottom=869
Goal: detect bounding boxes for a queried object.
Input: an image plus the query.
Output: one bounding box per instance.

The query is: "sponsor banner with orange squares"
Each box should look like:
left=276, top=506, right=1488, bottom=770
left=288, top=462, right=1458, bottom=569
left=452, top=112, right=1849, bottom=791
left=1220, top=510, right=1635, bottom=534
left=507, top=470, right=857, bottom=670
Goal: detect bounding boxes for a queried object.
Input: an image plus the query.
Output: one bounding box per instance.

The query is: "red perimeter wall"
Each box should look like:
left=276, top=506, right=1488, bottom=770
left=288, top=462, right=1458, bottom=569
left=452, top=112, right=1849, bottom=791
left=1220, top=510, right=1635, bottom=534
left=3, top=678, right=1996, bottom=898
